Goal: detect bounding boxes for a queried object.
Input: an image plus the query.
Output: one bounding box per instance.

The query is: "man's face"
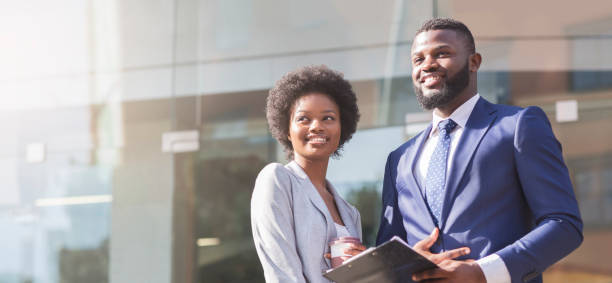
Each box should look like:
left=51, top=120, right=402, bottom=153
left=411, top=29, right=472, bottom=110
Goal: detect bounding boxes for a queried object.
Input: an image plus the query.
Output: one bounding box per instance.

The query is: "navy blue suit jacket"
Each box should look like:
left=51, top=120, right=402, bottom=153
left=376, top=97, right=583, bottom=283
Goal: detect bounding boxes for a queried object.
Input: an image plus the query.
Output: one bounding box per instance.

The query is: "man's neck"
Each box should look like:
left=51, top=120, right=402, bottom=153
left=434, top=91, right=477, bottom=118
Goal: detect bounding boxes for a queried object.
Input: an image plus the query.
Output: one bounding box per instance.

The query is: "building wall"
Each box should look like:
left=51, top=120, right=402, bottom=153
left=0, top=0, right=610, bottom=282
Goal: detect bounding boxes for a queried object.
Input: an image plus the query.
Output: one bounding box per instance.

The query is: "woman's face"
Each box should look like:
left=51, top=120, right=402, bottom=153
left=288, top=93, right=341, bottom=162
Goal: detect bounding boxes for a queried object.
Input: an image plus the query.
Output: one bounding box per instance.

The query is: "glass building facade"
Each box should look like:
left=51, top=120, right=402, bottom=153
left=1, top=0, right=611, bottom=282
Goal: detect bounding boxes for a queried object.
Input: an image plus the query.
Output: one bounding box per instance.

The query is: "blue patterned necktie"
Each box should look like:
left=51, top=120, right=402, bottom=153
left=425, top=119, right=457, bottom=226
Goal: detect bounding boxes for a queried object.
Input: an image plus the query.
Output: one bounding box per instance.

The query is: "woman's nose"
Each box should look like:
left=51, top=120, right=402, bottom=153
left=309, top=119, right=324, bottom=132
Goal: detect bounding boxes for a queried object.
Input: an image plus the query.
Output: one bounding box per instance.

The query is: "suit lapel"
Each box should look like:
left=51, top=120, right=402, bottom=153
left=440, top=98, right=497, bottom=229
left=397, top=126, right=437, bottom=228
left=408, top=125, right=431, bottom=198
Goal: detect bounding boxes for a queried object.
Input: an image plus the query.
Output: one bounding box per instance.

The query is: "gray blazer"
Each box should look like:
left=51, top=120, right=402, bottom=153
left=251, top=161, right=362, bottom=283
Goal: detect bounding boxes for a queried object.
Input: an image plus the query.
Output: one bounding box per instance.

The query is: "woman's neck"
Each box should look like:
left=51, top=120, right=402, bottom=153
left=293, top=155, right=329, bottom=192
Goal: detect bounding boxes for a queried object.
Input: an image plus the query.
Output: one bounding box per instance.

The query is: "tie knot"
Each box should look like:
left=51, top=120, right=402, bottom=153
left=437, top=119, right=457, bottom=135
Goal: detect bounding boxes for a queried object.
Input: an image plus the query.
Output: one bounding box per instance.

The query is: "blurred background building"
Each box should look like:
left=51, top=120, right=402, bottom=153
left=1, top=0, right=611, bottom=282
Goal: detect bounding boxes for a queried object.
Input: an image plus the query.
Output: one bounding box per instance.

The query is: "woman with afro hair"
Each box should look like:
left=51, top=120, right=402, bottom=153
left=251, top=65, right=365, bottom=282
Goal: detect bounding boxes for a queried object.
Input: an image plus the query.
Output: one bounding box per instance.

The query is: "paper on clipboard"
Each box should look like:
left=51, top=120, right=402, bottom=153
left=322, top=236, right=437, bottom=283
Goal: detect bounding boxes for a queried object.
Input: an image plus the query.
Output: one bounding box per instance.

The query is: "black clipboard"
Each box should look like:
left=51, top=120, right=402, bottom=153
left=322, top=236, right=436, bottom=283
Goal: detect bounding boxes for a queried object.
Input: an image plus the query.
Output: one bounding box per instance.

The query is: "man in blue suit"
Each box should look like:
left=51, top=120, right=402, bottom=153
left=376, top=18, right=583, bottom=283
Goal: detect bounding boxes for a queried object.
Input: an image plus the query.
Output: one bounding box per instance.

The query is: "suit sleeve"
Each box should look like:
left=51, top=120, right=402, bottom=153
left=250, top=164, right=306, bottom=283
left=497, top=106, right=583, bottom=283
left=376, top=152, right=407, bottom=245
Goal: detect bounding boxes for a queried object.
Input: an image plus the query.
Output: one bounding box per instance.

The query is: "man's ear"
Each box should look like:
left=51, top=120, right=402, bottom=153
left=469, top=53, right=482, bottom=72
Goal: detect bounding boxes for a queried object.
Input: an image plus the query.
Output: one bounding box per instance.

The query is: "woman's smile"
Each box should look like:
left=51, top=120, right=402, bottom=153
left=288, top=93, right=341, bottom=162
left=306, top=134, right=329, bottom=145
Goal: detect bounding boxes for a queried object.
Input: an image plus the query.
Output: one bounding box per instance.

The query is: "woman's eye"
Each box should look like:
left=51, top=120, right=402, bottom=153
left=324, top=116, right=335, bottom=121
left=296, top=116, right=308, bottom=122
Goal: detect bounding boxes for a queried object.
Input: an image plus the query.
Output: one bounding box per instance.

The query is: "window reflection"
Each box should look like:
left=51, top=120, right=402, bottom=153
left=2, top=0, right=612, bottom=282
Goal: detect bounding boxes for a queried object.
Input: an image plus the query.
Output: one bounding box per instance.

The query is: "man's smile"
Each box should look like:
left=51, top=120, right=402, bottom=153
left=420, top=73, right=445, bottom=88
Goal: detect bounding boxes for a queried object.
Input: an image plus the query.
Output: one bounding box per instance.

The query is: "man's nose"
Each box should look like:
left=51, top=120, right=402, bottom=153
left=422, top=56, right=439, bottom=71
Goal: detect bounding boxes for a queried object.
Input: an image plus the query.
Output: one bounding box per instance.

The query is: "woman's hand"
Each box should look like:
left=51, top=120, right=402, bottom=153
left=324, top=243, right=367, bottom=260
left=413, top=228, right=471, bottom=264
left=342, top=242, right=367, bottom=257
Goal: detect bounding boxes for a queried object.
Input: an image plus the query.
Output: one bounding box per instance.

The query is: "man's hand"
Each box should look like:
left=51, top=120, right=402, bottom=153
left=413, top=228, right=470, bottom=264
left=412, top=259, right=486, bottom=283
left=411, top=228, right=485, bottom=283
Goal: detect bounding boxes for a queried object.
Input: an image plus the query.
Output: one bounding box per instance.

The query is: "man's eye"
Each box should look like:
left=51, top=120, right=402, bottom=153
left=413, top=58, right=423, bottom=64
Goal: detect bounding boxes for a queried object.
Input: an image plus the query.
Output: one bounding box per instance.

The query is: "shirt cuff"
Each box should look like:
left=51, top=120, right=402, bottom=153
left=476, top=253, right=511, bottom=283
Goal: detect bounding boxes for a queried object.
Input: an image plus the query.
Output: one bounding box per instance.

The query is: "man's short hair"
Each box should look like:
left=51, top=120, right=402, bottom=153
left=416, top=18, right=475, bottom=54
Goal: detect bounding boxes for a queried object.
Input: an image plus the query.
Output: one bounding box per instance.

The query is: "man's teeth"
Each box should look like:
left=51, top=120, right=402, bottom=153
left=425, top=76, right=440, bottom=83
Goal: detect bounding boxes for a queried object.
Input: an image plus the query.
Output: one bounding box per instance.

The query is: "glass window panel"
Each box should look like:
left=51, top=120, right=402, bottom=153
left=3, top=0, right=612, bottom=282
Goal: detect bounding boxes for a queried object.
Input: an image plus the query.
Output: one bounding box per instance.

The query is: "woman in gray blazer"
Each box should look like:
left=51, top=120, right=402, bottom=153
left=251, top=65, right=364, bottom=283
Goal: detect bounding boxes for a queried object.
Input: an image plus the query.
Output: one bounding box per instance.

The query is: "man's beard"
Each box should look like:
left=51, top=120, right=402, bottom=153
left=414, top=60, right=470, bottom=110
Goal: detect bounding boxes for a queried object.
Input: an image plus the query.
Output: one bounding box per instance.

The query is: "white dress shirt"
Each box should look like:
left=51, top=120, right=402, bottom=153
left=415, top=94, right=511, bottom=283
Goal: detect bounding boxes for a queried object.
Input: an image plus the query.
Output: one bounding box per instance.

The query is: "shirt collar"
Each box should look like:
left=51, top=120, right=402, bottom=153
left=429, top=93, right=480, bottom=138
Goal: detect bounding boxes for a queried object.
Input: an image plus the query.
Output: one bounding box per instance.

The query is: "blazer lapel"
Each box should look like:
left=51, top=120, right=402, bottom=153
left=440, top=98, right=497, bottom=229
left=286, top=161, right=334, bottom=268
left=286, top=161, right=333, bottom=228
left=328, top=182, right=358, bottom=238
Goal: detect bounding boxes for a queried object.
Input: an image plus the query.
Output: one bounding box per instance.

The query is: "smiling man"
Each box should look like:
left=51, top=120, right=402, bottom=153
left=376, top=18, right=583, bottom=283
